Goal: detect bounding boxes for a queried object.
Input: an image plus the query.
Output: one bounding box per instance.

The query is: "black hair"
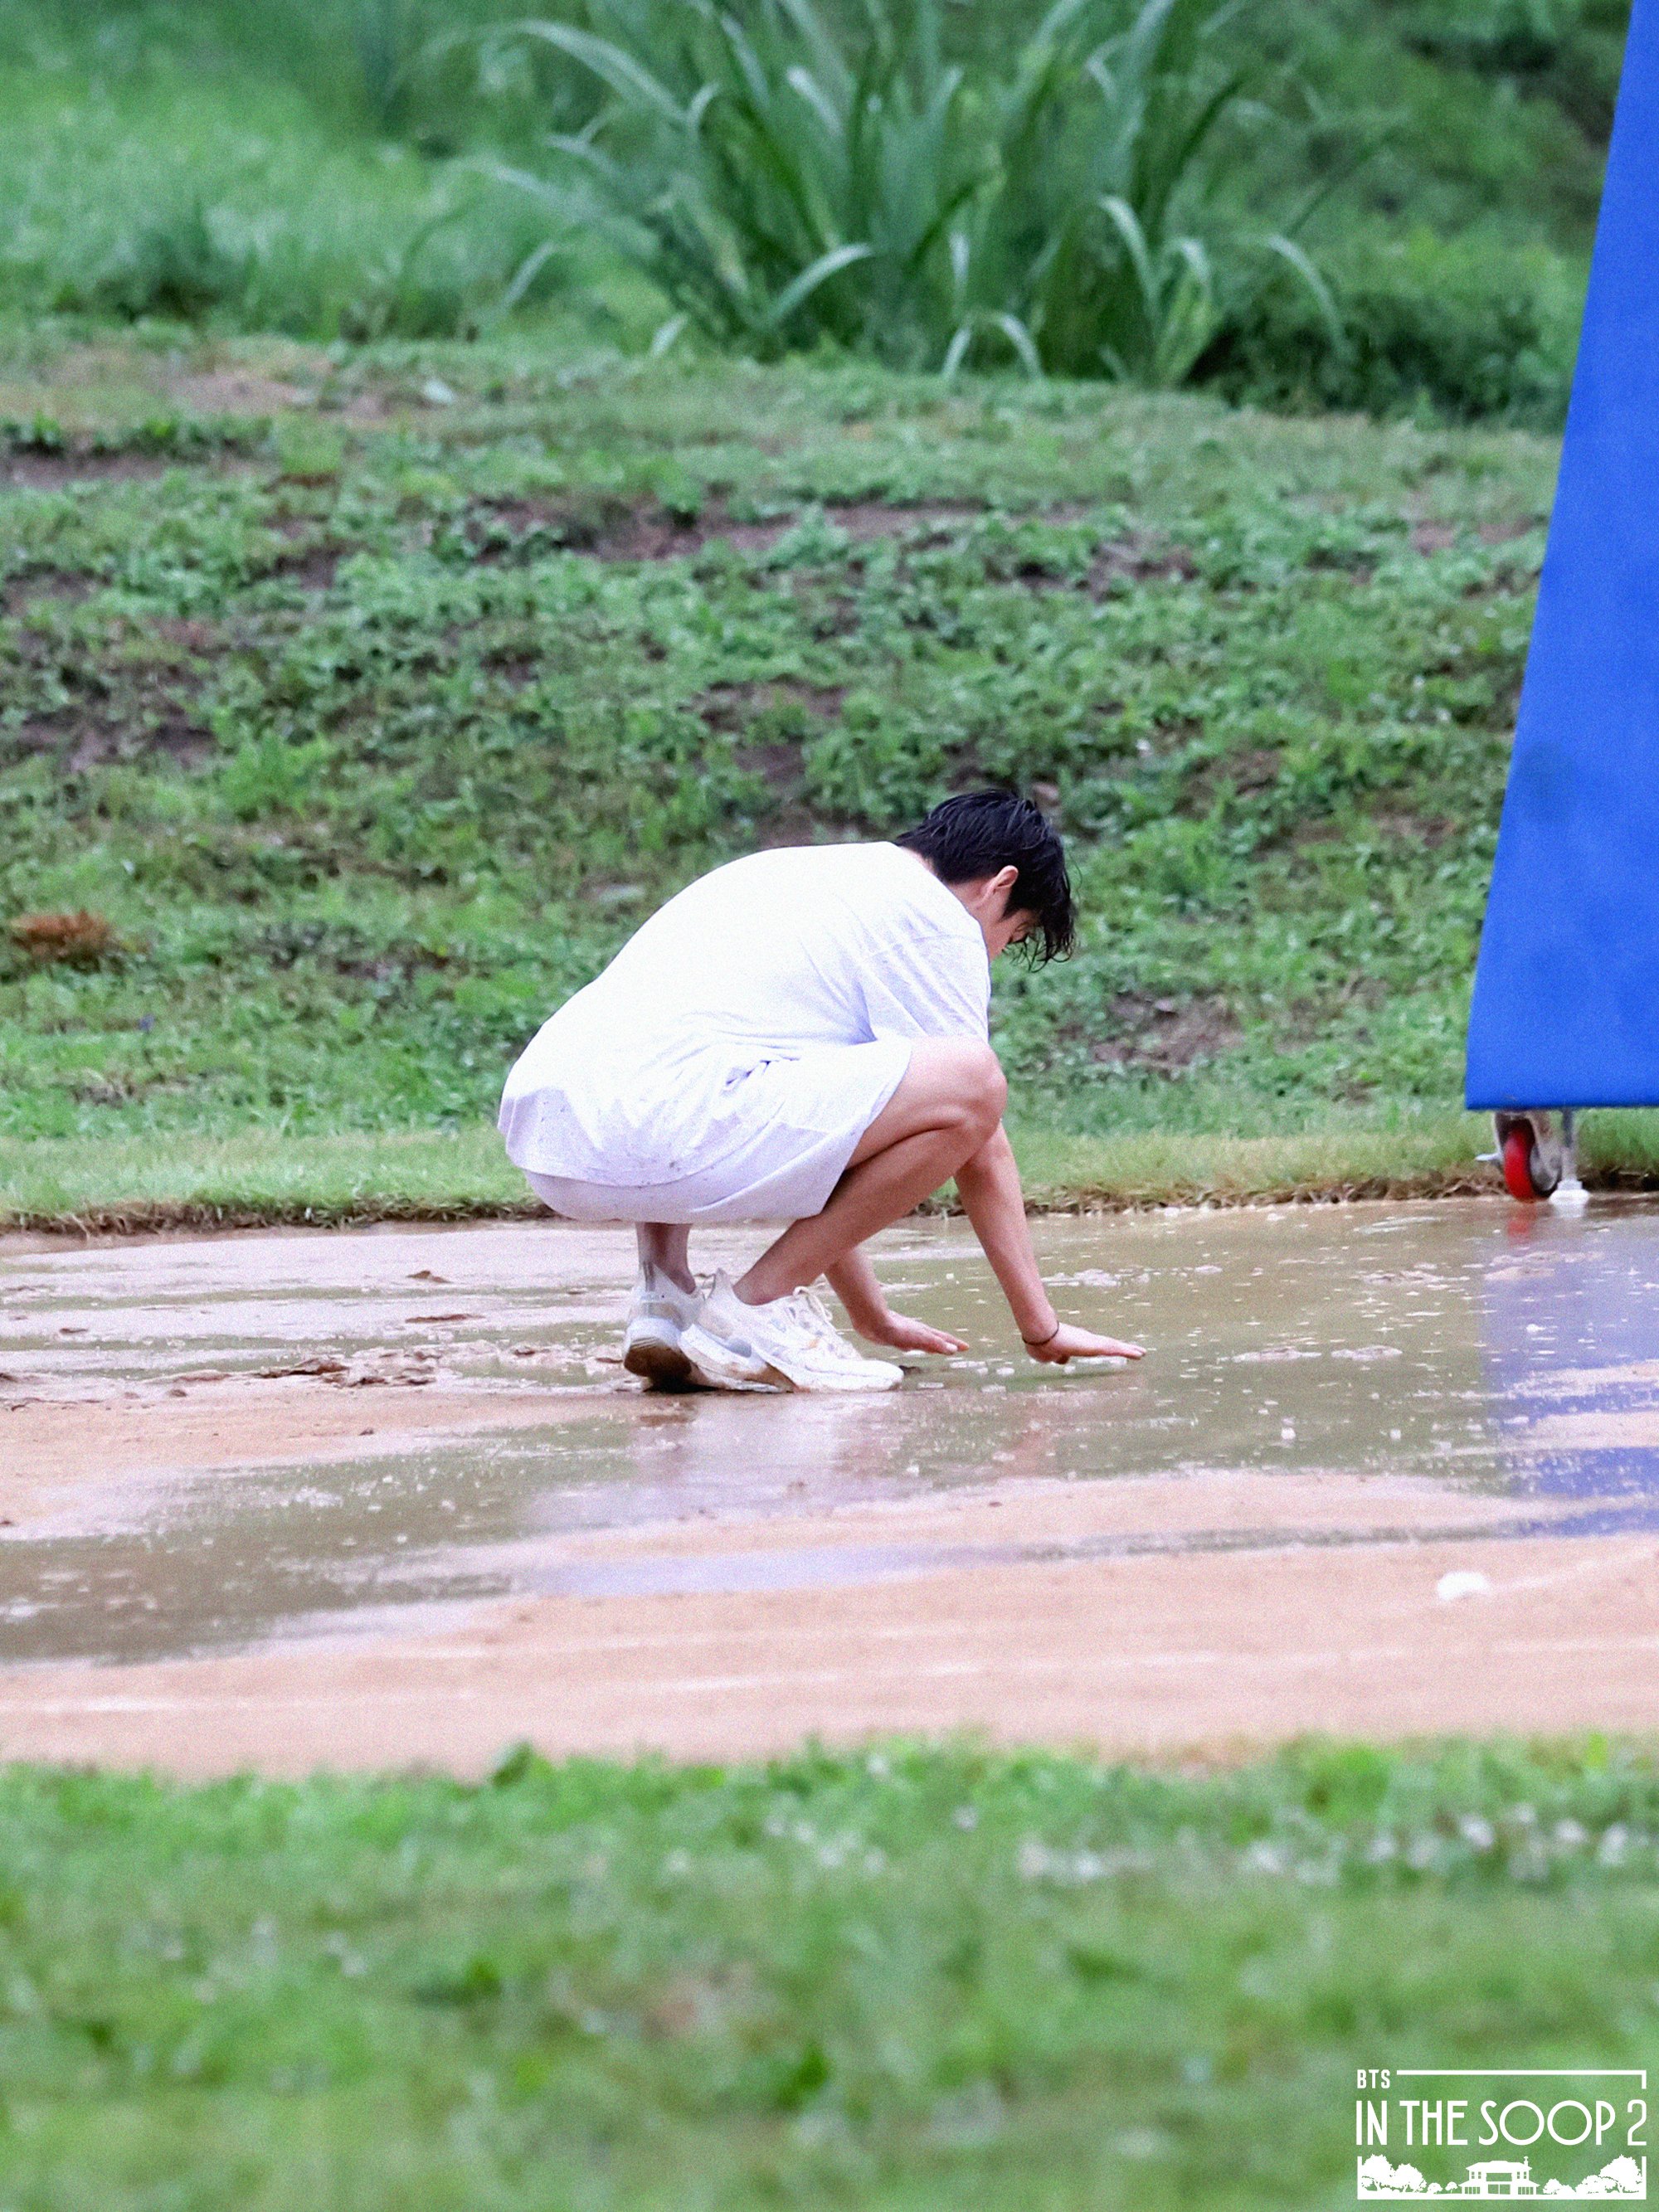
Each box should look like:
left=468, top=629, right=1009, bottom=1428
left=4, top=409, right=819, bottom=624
left=895, top=789, right=1076, bottom=963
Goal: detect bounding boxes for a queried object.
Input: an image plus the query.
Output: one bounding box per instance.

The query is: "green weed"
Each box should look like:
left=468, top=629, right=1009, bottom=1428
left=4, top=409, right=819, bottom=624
left=494, top=0, right=1337, bottom=382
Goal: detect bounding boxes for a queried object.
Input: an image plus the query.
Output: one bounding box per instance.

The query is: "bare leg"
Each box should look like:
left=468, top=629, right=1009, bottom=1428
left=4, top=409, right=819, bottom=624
left=735, top=1038, right=1005, bottom=1306
left=636, top=1223, right=694, bottom=1295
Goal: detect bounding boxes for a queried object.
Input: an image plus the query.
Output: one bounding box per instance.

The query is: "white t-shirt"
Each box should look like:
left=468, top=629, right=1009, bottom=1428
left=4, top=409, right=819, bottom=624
left=499, top=842, right=990, bottom=1187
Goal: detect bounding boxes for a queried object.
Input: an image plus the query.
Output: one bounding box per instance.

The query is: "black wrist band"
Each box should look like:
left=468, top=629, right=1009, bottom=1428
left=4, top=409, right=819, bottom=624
left=1021, top=1322, right=1061, bottom=1349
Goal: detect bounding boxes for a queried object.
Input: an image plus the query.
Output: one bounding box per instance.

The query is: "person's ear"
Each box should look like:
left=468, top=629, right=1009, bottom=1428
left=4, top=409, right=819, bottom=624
left=990, top=864, right=1019, bottom=909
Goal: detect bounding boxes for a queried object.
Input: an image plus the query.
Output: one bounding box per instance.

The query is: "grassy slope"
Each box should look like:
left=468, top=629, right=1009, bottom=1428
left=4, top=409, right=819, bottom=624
left=5, top=331, right=1657, bottom=1225
left=1, top=1741, right=1657, bottom=2209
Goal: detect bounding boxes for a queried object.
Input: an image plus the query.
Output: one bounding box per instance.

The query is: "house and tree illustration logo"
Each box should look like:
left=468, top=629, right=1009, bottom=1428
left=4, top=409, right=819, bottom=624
left=1355, top=2072, right=1648, bottom=2200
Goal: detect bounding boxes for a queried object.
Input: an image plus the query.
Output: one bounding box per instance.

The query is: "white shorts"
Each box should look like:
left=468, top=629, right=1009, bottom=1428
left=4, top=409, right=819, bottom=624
left=523, top=1038, right=911, bottom=1225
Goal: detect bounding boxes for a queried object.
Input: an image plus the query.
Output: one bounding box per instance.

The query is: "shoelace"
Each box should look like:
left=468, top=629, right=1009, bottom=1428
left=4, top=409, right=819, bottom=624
left=780, top=1288, right=868, bottom=1365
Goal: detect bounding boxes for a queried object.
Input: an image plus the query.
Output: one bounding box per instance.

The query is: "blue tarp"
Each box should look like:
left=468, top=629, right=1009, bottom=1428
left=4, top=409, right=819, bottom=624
left=1465, top=0, right=1659, bottom=1110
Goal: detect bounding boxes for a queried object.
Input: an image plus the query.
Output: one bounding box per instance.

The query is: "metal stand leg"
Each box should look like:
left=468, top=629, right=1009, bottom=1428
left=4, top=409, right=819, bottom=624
left=1551, top=1107, right=1588, bottom=1209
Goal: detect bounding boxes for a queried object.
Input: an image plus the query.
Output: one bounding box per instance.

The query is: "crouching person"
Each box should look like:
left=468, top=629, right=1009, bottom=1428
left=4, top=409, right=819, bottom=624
left=499, top=790, right=1145, bottom=1392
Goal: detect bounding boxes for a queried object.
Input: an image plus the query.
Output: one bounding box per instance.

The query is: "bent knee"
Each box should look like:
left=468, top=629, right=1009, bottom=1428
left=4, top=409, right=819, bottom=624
left=941, top=1040, right=1005, bottom=1133
left=976, top=1048, right=1009, bottom=1126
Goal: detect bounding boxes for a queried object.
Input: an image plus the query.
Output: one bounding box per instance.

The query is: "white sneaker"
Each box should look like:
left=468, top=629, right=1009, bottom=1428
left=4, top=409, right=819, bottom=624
left=681, top=1274, right=903, bottom=1394
left=621, top=1266, right=703, bottom=1388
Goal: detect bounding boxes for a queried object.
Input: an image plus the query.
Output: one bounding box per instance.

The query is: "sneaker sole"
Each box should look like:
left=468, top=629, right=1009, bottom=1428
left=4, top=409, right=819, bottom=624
left=684, top=1359, right=783, bottom=1395
left=679, top=1324, right=789, bottom=1393
left=679, top=1322, right=902, bottom=1394
left=765, top=1361, right=904, bottom=1393
left=622, top=1321, right=698, bottom=1391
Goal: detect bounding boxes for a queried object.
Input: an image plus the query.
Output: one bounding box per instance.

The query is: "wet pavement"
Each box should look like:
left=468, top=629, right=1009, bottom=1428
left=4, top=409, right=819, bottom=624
left=5, top=1199, right=1659, bottom=1670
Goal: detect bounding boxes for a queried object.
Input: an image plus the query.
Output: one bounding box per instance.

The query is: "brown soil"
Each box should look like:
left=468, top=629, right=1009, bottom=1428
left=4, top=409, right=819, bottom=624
left=828, top=498, right=982, bottom=542
left=2, top=571, right=95, bottom=615
left=700, top=678, right=847, bottom=734
left=1365, top=810, right=1460, bottom=846
left=462, top=494, right=791, bottom=565
left=1180, top=746, right=1282, bottom=814
left=0, top=1518, right=1649, bottom=1777
left=1477, top=518, right=1543, bottom=546
left=454, top=494, right=1205, bottom=595
left=12, top=702, right=212, bottom=774
left=2, top=450, right=176, bottom=489
left=1411, top=523, right=1460, bottom=555
left=701, top=678, right=848, bottom=836
left=1084, top=534, right=1199, bottom=592
left=266, top=542, right=353, bottom=591
left=1091, top=993, right=1242, bottom=1073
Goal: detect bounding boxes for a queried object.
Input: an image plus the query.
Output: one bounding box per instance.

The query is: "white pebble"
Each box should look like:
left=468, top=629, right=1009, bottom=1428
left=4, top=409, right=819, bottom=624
left=1437, top=1570, right=1492, bottom=1602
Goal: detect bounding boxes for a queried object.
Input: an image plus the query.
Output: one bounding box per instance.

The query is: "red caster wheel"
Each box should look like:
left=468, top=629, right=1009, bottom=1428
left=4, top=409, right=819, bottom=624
left=1501, top=1123, right=1542, bottom=1202
left=1490, top=1111, right=1579, bottom=1204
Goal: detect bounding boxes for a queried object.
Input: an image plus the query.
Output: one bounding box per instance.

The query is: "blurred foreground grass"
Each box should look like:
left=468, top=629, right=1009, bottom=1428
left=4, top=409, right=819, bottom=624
left=0, top=1739, right=1656, bottom=2210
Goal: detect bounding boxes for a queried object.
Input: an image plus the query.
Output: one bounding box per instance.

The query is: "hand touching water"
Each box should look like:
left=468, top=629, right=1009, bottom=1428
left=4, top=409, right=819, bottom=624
left=1023, top=1321, right=1144, bottom=1365
left=859, top=1307, right=968, bottom=1356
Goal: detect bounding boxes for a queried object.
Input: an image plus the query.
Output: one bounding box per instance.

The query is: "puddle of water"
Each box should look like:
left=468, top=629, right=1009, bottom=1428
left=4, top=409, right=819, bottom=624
left=6, top=1200, right=1659, bottom=1664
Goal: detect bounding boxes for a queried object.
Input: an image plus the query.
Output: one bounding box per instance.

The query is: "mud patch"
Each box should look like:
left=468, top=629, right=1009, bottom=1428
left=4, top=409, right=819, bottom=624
left=248, top=920, right=455, bottom=986
left=1478, top=517, right=1543, bottom=547
left=265, top=542, right=353, bottom=591
left=1084, top=534, right=1199, bottom=595
left=1091, top=994, right=1242, bottom=1073
left=1365, top=809, right=1460, bottom=846
left=2, top=570, right=95, bottom=615
left=700, top=680, right=851, bottom=842
left=701, top=678, right=846, bottom=734
left=1180, top=747, right=1281, bottom=814
left=2, top=449, right=173, bottom=489
left=5, top=606, right=216, bottom=771
left=11, top=702, right=212, bottom=775
left=455, top=493, right=1186, bottom=576
left=460, top=494, right=781, bottom=565
left=1411, top=522, right=1460, bottom=555
left=7, top=1202, right=1659, bottom=1764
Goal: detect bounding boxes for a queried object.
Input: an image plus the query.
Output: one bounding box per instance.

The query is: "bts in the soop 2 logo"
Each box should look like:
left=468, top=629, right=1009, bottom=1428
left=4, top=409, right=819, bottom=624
left=1355, top=2070, right=1648, bottom=2199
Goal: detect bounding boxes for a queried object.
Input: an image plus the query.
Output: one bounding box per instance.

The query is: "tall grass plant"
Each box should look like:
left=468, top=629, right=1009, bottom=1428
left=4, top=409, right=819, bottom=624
left=498, top=0, right=1338, bottom=382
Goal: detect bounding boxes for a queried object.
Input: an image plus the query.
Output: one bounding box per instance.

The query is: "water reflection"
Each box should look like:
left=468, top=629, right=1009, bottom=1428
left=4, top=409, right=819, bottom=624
left=1481, top=1207, right=1659, bottom=1529
left=8, top=1203, right=1659, bottom=1664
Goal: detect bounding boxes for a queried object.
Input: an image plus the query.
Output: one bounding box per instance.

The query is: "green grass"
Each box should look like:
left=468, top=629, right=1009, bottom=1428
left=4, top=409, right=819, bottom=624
left=0, top=0, right=1625, bottom=415
left=1, top=333, right=1597, bottom=1223
left=0, top=1739, right=1656, bottom=2209
left=20, top=1109, right=1659, bottom=1234
left=0, top=55, right=595, bottom=343
left=0, top=1125, right=528, bottom=1232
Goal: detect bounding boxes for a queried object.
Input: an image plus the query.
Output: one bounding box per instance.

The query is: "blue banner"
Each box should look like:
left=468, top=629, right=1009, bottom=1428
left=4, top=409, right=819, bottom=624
left=1465, top=0, right=1658, bottom=1109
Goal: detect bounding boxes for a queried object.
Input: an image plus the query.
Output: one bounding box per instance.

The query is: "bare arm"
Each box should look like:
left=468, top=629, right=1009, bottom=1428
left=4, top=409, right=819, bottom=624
left=954, top=1126, right=1143, bottom=1364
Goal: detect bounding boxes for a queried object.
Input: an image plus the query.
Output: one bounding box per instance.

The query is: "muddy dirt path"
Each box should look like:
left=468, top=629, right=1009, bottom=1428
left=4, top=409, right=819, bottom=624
left=3, top=1201, right=1658, bottom=1772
